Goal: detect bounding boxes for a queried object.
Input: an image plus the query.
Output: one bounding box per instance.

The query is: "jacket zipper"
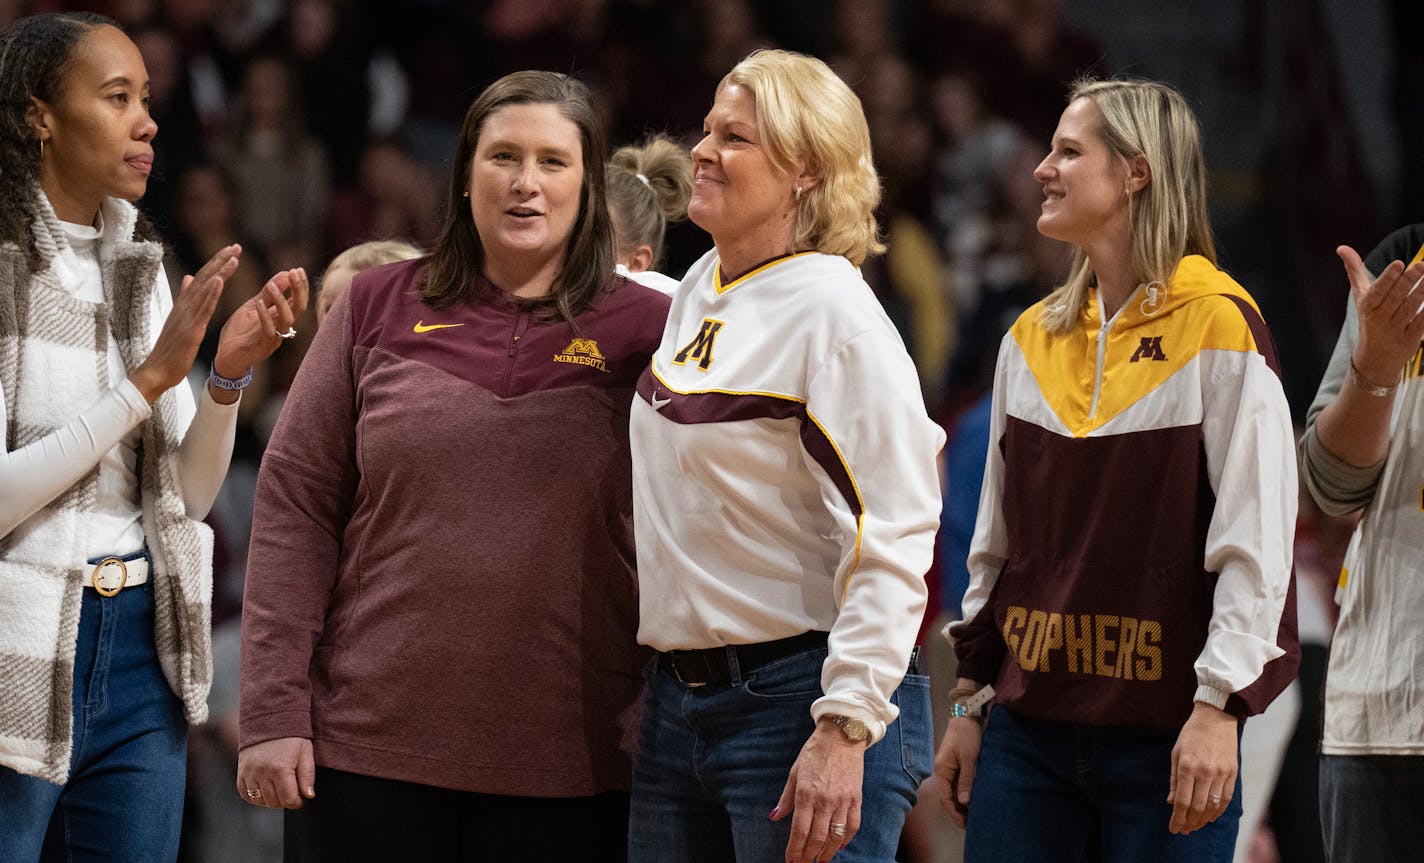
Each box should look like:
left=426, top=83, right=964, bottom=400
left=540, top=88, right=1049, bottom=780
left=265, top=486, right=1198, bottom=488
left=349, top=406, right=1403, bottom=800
left=1082, top=289, right=1139, bottom=424
left=1087, top=286, right=1141, bottom=422
left=1087, top=299, right=1110, bottom=422
left=501, top=309, right=530, bottom=397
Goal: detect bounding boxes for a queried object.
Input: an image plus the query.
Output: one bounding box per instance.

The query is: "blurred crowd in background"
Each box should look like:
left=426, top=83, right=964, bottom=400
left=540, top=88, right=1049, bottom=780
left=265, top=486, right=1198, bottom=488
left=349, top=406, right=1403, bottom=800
left=2, top=0, right=1416, bottom=860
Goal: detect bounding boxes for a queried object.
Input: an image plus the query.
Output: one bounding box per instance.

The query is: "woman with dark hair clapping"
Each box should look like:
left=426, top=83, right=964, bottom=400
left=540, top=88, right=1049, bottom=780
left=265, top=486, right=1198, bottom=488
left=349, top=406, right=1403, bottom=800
left=0, top=12, right=306, bottom=860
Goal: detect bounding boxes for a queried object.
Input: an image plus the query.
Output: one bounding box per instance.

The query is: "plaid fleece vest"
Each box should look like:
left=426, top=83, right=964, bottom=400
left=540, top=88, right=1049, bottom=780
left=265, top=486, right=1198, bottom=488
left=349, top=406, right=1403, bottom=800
left=0, top=193, right=212, bottom=783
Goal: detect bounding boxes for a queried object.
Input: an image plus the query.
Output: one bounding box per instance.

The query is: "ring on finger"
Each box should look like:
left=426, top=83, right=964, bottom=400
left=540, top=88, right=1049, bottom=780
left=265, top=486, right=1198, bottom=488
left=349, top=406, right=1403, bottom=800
left=277, top=327, right=298, bottom=340
left=1208, top=793, right=1222, bottom=805
left=246, top=787, right=262, bottom=799
left=829, top=822, right=847, bottom=838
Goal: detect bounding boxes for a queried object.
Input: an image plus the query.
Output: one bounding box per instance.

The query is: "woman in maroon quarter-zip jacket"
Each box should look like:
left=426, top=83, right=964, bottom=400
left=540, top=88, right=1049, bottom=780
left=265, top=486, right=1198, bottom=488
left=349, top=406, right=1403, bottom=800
left=235, top=70, right=670, bottom=863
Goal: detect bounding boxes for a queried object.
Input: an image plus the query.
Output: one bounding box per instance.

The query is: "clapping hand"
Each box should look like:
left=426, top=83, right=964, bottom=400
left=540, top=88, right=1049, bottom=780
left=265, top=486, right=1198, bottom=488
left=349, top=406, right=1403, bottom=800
left=211, top=266, right=310, bottom=383
left=129, top=244, right=241, bottom=404
left=128, top=246, right=310, bottom=406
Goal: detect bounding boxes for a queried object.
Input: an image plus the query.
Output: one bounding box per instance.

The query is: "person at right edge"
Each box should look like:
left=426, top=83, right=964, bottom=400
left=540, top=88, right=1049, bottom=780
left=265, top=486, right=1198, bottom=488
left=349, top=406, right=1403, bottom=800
left=934, top=77, right=1299, bottom=862
left=1299, top=225, right=1424, bottom=863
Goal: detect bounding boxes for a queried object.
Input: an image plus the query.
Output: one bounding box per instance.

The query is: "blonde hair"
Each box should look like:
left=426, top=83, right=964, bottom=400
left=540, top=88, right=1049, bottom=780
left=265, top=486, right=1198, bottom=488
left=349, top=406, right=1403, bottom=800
left=323, top=239, right=425, bottom=285
left=719, top=49, right=884, bottom=266
left=607, top=134, right=692, bottom=268
left=1040, top=77, right=1216, bottom=334
left=318, top=239, right=425, bottom=322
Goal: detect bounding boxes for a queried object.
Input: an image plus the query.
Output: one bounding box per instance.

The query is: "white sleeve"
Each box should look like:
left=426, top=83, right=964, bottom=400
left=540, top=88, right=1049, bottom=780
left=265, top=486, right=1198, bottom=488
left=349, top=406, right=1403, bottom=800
left=0, top=379, right=151, bottom=537
left=1194, top=348, right=1298, bottom=709
left=0, top=265, right=240, bottom=536
left=176, top=383, right=239, bottom=520
left=958, top=335, right=1012, bottom=621
left=945, top=334, right=1014, bottom=682
left=149, top=264, right=240, bottom=520
left=804, top=330, right=945, bottom=743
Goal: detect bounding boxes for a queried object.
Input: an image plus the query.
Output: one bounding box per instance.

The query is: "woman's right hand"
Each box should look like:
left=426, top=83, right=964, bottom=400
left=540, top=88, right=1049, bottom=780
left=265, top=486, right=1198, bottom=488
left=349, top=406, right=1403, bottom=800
left=128, top=244, right=241, bottom=404
left=236, top=735, right=316, bottom=809
left=933, top=716, right=982, bottom=829
left=1338, top=244, right=1424, bottom=387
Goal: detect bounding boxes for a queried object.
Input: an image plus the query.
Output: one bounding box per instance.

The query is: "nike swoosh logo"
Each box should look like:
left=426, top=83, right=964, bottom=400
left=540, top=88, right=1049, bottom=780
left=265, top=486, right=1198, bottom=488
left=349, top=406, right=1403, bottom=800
left=414, top=321, right=465, bottom=333
left=650, top=392, right=672, bottom=410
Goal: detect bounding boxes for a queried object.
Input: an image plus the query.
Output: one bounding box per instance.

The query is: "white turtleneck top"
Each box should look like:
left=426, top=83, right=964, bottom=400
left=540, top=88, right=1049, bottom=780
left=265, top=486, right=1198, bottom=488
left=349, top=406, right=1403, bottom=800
left=0, top=214, right=240, bottom=557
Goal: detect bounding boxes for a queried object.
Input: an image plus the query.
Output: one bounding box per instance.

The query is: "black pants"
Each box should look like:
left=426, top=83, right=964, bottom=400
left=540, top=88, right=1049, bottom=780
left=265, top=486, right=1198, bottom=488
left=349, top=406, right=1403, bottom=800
left=284, top=767, right=630, bottom=862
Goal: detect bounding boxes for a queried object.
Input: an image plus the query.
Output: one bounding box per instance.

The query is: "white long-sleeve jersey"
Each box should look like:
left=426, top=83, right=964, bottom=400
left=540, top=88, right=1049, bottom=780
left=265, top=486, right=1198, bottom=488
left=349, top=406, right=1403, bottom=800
left=630, top=250, right=945, bottom=743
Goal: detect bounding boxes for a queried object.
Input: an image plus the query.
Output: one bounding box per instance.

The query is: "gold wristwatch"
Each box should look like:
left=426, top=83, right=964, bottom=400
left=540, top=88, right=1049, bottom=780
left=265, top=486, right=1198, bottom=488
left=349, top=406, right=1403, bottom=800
left=826, top=714, right=870, bottom=743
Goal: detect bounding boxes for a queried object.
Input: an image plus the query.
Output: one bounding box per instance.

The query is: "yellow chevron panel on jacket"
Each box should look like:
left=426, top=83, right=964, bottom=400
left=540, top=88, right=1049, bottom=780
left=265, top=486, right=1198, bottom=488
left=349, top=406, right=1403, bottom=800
left=1010, top=256, right=1266, bottom=437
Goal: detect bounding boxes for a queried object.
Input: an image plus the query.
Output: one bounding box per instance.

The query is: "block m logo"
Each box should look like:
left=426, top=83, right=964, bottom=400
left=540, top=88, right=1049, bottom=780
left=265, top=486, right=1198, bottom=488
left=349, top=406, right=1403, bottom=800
left=673, top=318, right=725, bottom=371
left=562, top=337, right=604, bottom=360
left=1129, top=336, right=1167, bottom=363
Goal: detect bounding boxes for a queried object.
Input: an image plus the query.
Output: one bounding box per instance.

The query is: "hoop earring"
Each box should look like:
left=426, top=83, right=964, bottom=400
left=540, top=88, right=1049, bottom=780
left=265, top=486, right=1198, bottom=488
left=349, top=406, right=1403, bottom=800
left=794, top=185, right=803, bottom=201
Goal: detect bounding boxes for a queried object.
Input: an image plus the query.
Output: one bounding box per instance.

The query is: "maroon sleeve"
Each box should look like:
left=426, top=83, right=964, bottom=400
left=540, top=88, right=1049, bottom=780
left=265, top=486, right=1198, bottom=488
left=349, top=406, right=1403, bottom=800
left=950, top=586, right=1007, bottom=686
left=238, top=287, right=361, bottom=748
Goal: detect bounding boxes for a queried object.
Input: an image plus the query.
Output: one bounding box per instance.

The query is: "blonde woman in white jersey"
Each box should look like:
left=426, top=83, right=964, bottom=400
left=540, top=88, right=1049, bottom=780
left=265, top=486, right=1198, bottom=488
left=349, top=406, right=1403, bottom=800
left=627, top=49, right=944, bottom=863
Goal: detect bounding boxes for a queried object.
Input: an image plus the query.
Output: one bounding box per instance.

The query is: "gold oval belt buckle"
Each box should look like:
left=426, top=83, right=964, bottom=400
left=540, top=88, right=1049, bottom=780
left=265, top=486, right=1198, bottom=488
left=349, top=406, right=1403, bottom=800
left=91, top=557, right=128, bottom=597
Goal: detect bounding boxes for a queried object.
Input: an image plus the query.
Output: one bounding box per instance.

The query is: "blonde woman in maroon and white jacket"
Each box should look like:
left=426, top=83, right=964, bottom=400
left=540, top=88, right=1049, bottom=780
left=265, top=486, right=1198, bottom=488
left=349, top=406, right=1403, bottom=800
left=935, top=78, right=1298, bottom=862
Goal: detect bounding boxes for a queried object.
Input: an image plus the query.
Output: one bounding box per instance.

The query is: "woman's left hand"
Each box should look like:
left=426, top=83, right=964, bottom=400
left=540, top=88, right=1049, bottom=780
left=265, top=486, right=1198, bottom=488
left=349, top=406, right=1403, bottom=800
left=211, top=268, right=310, bottom=383
left=1167, top=701, right=1238, bottom=834
left=772, top=718, right=866, bottom=862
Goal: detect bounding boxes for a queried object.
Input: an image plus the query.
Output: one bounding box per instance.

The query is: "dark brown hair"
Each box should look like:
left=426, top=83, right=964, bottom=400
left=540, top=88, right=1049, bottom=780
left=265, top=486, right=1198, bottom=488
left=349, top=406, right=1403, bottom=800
left=421, top=71, right=613, bottom=322
left=0, top=13, right=160, bottom=267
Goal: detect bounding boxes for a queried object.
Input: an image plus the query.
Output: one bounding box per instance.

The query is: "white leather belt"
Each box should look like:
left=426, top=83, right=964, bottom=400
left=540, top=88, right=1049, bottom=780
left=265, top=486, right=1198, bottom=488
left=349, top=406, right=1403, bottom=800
left=88, top=553, right=149, bottom=596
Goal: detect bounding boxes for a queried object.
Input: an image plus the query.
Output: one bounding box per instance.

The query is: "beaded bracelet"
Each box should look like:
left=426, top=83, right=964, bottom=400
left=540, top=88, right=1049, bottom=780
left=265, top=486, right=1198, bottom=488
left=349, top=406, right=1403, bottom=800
left=208, top=365, right=254, bottom=391
left=948, top=702, right=980, bottom=721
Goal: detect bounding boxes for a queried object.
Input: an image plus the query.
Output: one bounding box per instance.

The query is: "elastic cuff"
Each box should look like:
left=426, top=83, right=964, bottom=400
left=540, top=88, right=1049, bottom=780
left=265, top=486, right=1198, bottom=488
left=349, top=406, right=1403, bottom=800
left=810, top=700, right=887, bottom=746
left=953, top=657, right=1000, bottom=689
left=1193, top=684, right=1230, bottom=710
left=114, top=377, right=154, bottom=418
left=200, top=379, right=243, bottom=410
left=1300, top=426, right=1383, bottom=510
left=238, top=708, right=314, bottom=750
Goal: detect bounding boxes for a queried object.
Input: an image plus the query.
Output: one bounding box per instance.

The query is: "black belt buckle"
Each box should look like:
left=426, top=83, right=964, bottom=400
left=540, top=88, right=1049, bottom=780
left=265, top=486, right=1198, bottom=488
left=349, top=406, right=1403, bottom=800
left=667, top=651, right=711, bottom=687
left=662, top=631, right=830, bottom=688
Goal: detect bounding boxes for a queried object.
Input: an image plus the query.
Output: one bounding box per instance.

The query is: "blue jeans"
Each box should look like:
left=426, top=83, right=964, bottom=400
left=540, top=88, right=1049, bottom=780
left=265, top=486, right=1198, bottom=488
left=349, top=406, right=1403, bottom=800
left=1319, top=754, right=1424, bottom=862
left=0, top=582, right=188, bottom=863
left=966, top=706, right=1241, bottom=863
left=627, top=645, right=932, bottom=863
